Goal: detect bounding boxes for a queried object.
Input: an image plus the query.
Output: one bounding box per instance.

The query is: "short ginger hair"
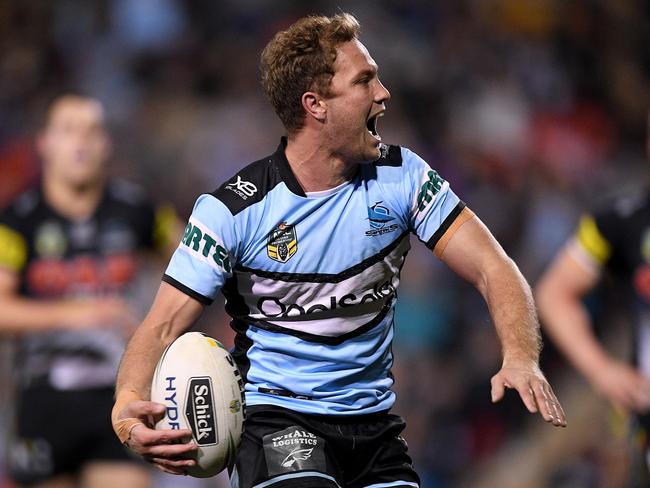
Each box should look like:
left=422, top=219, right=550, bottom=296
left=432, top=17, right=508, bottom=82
left=260, top=13, right=361, bottom=134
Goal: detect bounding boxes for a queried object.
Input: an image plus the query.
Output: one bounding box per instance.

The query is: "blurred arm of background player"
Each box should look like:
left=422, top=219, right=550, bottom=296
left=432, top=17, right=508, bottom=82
left=536, top=239, right=650, bottom=413
left=0, top=267, right=138, bottom=334
left=0, top=207, right=183, bottom=335
left=440, top=210, right=567, bottom=427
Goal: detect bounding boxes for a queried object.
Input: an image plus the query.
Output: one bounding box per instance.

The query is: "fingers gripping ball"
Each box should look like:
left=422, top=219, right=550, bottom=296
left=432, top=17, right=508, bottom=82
left=150, top=332, right=245, bottom=477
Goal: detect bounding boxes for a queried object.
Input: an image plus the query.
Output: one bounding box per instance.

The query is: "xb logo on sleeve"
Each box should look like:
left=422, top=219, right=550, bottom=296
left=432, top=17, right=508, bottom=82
left=267, top=222, right=297, bottom=263
left=182, top=222, right=231, bottom=272
left=226, top=176, right=257, bottom=199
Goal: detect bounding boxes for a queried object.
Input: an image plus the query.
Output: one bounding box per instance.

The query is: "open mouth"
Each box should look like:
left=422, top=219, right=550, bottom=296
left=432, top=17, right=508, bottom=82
left=366, top=112, right=383, bottom=139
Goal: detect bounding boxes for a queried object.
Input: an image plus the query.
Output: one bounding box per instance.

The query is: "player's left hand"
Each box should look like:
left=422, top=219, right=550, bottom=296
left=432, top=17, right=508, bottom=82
left=491, top=360, right=567, bottom=427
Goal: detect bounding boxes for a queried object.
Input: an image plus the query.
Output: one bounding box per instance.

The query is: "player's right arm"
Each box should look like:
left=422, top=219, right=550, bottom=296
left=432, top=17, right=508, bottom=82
left=112, top=282, right=204, bottom=475
left=112, top=193, right=240, bottom=474
left=535, top=217, right=650, bottom=412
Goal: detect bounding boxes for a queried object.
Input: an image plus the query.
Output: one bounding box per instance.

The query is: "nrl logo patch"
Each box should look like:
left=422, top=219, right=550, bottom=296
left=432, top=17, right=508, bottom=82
left=267, top=222, right=297, bottom=263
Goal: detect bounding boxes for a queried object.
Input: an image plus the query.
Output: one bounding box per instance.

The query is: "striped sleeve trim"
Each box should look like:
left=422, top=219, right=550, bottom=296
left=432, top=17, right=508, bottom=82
left=0, top=224, right=27, bottom=271
left=426, top=203, right=473, bottom=257
left=162, top=274, right=213, bottom=305
left=576, top=215, right=612, bottom=264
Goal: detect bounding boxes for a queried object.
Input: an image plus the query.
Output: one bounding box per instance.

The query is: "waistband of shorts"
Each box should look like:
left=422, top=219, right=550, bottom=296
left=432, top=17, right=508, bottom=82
left=246, top=403, right=393, bottom=424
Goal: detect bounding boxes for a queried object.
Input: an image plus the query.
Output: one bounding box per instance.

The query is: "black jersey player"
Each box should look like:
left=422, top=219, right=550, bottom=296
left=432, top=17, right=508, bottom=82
left=0, top=95, right=177, bottom=488
left=537, top=111, right=650, bottom=486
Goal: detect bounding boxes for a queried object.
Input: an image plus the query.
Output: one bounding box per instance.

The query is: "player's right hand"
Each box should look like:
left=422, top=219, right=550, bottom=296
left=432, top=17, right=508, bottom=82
left=589, top=359, right=650, bottom=413
left=113, top=399, right=198, bottom=475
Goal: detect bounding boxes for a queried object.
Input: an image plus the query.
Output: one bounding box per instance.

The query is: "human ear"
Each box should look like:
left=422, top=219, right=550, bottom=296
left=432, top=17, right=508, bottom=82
left=301, top=92, right=327, bottom=123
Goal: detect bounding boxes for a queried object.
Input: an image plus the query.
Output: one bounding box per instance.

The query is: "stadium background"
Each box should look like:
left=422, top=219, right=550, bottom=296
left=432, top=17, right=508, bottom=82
left=0, top=0, right=649, bottom=487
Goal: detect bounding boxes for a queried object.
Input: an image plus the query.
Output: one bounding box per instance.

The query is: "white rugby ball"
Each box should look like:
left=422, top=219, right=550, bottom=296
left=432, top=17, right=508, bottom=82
left=150, top=332, right=245, bottom=478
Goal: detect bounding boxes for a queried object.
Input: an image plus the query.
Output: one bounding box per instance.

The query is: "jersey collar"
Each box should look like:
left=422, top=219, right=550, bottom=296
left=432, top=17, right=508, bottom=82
left=271, top=137, right=307, bottom=197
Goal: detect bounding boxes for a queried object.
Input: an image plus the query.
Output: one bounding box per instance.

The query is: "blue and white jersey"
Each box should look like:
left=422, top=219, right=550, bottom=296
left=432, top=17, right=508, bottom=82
left=163, top=138, right=470, bottom=415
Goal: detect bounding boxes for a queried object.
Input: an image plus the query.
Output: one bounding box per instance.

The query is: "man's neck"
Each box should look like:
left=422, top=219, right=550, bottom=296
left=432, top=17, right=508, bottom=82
left=43, top=173, right=104, bottom=221
left=284, top=134, right=357, bottom=193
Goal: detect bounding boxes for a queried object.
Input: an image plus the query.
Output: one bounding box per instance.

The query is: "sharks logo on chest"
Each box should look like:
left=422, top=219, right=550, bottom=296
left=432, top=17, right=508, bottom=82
left=366, top=202, right=398, bottom=236
left=267, top=222, right=298, bottom=263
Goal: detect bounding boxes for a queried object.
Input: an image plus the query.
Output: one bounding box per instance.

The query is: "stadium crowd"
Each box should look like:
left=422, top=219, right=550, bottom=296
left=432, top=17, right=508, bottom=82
left=0, top=1, right=649, bottom=487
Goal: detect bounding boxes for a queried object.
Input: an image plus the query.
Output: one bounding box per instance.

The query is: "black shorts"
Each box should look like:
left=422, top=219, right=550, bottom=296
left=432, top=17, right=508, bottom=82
left=628, top=414, right=650, bottom=488
left=8, top=386, right=143, bottom=485
left=231, top=405, right=420, bottom=488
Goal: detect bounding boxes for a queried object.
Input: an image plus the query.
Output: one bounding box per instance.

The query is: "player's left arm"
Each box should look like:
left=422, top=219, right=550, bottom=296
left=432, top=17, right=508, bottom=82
left=438, top=209, right=567, bottom=427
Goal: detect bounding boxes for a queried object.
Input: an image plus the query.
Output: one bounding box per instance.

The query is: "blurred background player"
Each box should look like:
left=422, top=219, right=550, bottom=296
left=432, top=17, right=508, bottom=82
left=536, top=110, right=650, bottom=487
left=0, top=94, right=178, bottom=488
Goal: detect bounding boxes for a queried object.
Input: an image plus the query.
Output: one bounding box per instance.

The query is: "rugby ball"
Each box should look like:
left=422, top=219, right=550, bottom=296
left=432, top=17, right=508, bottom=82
left=150, top=332, right=245, bottom=478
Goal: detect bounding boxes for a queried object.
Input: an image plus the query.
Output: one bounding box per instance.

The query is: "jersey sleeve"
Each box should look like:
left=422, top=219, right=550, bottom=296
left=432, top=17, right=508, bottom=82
left=162, top=194, right=240, bottom=305
left=152, top=203, right=179, bottom=253
left=572, top=196, right=632, bottom=273
left=108, top=180, right=178, bottom=254
left=570, top=189, right=644, bottom=278
left=0, top=208, right=28, bottom=272
left=134, top=200, right=180, bottom=254
left=402, top=147, right=472, bottom=257
left=575, top=214, right=613, bottom=266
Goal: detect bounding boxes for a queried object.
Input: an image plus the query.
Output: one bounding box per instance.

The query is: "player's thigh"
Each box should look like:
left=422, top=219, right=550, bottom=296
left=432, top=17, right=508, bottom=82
left=80, top=461, right=151, bottom=488
left=628, top=413, right=650, bottom=488
left=232, top=406, right=342, bottom=488
left=347, top=414, right=420, bottom=488
left=9, top=388, right=79, bottom=485
left=80, top=387, right=149, bottom=468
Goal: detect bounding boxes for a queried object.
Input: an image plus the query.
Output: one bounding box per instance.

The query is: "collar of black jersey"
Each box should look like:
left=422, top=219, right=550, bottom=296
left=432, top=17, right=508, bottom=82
left=272, top=137, right=307, bottom=197
left=272, top=136, right=398, bottom=197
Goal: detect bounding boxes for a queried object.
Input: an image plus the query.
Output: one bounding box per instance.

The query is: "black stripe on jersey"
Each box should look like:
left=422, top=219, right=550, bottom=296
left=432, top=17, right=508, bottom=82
left=424, top=201, right=466, bottom=250
left=212, top=156, right=283, bottom=216
left=236, top=230, right=410, bottom=283
left=222, top=273, right=251, bottom=316
left=211, top=138, right=305, bottom=215
left=248, top=300, right=393, bottom=346
left=231, top=321, right=254, bottom=382
left=374, top=144, right=403, bottom=167
left=162, top=274, right=213, bottom=305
